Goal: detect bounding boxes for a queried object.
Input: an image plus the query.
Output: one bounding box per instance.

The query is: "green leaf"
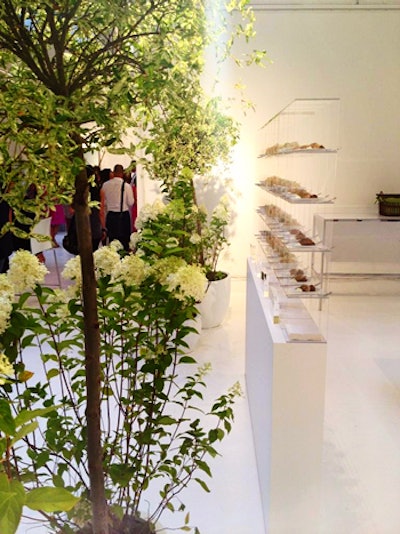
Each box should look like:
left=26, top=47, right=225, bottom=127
left=0, top=474, right=25, bottom=534
left=10, top=421, right=38, bottom=446
left=109, top=465, right=134, bottom=487
left=179, top=355, right=196, bottom=364
left=194, top=477, right=210, bottom=493
left=26, top=487, right=79, bottom=513
left=46, top=368, right=60, bottom=380
left=0, top=400, right=16, bottom=436
left=157, top=416, right=177, bottom=425
left=15, top=405, right=59, bottom=427
left=196, top=460, right=212, bottom=478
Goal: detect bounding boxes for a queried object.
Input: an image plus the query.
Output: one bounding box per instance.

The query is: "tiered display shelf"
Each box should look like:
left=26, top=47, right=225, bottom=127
left=246, top=99, right=340, bottom=533
left=254, top=98, right=340, bottom=309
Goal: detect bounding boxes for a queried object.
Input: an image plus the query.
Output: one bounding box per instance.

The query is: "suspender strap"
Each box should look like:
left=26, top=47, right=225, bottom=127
left=120, top=181, right=125, bottom=213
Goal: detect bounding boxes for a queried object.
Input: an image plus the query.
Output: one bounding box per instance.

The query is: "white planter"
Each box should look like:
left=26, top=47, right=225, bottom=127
left=198, top=274, right=231, bottom=329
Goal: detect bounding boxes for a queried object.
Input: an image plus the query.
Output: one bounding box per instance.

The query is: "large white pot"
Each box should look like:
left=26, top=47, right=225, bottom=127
left=198, top=273, right=231, bottom=329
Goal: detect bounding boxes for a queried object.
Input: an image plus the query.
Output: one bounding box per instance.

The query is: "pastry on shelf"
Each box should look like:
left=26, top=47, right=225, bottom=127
left=264, top=141, right=325, bottom=156
left=264, top=143, right=280, bottom=156
left=298, top=142, right=325, bottom=150
left=289, top=186, right=318, bottom=199
left=260, top=177, right=319, bottom=200
left=288, top=229, right=316, bottom=246
left=298, top=237, right=315, bottom=246
left=260, top=204, right=300, bottom=228
left=280, top=251, right=297, bottom=264
left=299, top=284, right=316, bottom=292
left=290, top=268, right=308, bottom=282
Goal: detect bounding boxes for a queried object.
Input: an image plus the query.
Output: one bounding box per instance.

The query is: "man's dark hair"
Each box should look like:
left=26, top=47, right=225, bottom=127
left=113, top=164, right=124, bottom=174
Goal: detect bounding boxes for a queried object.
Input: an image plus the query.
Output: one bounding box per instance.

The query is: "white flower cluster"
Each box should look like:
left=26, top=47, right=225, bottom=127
left=93, top=245, right=121, bottom=277
left=189, top=233, right=201, bottom=245
left=167, top=264, right=206, bottom=302
left=0, top=352, right=13, bottom=385
left=0, top=252, right=49, bottom=336
left=151, top=257, right=186, bottom=286
left=111, top=254, right=148, bottom=286
left=0, top=291, right=13, bottom=336
left=135, top=199, right=165, bottom=230
left=229, top=380, right=243, bottom=398
left=8, top=249, right=48, bottom=293
left=0, top=274, right=14, bottom=335
left=129, top=232, right=141, bottom=250
left=0, top=273, right=14, bottom=301
left=62, top=255, right=82, bottom=297
left=212, top=199, right=230, bottom=224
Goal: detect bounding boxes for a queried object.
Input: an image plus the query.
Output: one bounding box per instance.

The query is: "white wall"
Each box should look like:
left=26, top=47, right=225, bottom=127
left=216, top=7, right=400, bottom=276
left=91, top=9, right=400, bottom=278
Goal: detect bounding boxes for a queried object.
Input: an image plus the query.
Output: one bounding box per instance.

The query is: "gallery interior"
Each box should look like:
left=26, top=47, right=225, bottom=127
left=8, top=1, right=400, bottom=533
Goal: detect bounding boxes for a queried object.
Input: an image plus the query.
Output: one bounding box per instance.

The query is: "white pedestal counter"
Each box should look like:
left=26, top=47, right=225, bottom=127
left=245, top=259, right=327, bottom=533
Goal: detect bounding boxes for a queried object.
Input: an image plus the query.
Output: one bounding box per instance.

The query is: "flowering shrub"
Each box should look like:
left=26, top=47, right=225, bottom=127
left=0, top=247, right=241, bottom=532
left=132, top=170, right=231, bottom=281
left=199, top=194, right=230, bottom=280
left=0, top=352, right=13, bottom=385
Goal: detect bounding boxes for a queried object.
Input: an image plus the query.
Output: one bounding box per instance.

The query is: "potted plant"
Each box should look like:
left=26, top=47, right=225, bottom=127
left=140, top=93, right=239, bottom=327
left=131, top=165, right=234, bottom=329
left=0, top=245, right=242, bottom=533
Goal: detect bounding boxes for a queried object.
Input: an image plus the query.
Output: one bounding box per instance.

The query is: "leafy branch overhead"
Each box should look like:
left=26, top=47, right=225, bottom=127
left=0, top=1, right=261, bottom=221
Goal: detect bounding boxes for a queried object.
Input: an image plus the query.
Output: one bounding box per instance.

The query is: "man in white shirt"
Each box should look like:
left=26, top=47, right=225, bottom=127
left=100, top=164, right=135, bottom=250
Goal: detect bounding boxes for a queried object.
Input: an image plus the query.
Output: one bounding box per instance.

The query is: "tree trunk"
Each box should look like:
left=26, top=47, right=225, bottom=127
left=74, top=150, right=109, bottom=534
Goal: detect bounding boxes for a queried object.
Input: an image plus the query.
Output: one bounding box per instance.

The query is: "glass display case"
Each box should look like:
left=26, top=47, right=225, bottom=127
left=254, top=98, right=340, bottom=316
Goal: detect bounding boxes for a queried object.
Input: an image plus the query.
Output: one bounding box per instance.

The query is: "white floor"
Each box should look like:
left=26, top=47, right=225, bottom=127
left=17, top=245, right=400, bottom=533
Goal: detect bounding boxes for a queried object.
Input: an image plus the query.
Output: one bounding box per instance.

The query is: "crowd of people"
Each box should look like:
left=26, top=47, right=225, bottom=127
left=0, top=161, right=138, bottom=273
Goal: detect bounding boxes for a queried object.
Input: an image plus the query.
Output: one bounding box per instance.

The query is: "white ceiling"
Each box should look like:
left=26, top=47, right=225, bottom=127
left=249, top=0, right=400, bottom=8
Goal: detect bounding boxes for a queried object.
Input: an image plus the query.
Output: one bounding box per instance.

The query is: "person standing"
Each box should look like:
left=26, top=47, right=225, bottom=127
left=127, top=160, right=138, bottom=232
left=100, top=164, right=134, bottom=251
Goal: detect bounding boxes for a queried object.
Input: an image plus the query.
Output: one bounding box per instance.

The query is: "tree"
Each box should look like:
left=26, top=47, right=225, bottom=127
left=0, top=1, right=261, bottom=532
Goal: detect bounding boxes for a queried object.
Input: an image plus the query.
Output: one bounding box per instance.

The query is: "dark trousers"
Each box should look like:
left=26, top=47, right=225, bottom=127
left=0, top=257, right=9, bottom=274
left=106, top=211, right=131, bottom=251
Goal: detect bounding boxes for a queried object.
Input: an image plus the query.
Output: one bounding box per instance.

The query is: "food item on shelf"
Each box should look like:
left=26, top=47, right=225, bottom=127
left=262, top=175, right=284, bottom=187
left=289, top=186, right=318, bottom=199
left=264, top=143, right=279, bottom=156
left=261, top=205, right=300, bottom=228
left=260, top=177, right=319, bottom=200
left=264, top=141, right=325, bottom=156
left=299, top=284, right=316, bottom=292
left=280, top=252, right=296, bottom=263
left=299, top=142, right=325, bottom=150
left=290, top=268, right=308, bottom=282
left=299, top=237, right=315, bottom=246
left=282, top=141, right=299, bottom=151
